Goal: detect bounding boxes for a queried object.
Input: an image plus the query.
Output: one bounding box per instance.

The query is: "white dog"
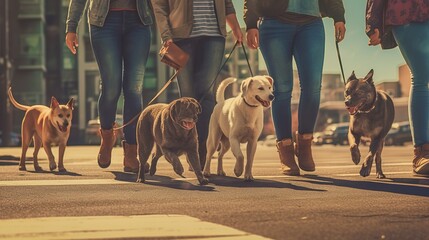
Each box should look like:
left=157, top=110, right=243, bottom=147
left=203, top=76, right=274, bottom=181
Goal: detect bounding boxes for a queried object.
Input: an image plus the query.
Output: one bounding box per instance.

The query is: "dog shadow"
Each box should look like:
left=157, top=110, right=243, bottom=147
left=110, top=171, right=216, bottom=192
left=294, top=175, right=429, bottom=197
left=206, top=175, right=325, bottom=192
left=24, top=169, right=82, bottom=176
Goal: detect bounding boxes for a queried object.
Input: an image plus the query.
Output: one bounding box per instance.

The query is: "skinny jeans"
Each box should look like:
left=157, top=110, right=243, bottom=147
left=259, top=18, right=325, bottom=140
left=392, top=21, right=429, bottom=146
left=90, top=11, right=151, bottom=144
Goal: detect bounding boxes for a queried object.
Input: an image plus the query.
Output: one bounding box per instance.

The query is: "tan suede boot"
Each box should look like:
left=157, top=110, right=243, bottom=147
left=295, top=132, right=315, bottom=172
left=97, top=128, right=116, bottom=168
left=276, top=139, right=300, bottom=176
left=122, top=140, right=140, bottom=173
left=413, top=143, right=429, bottom=175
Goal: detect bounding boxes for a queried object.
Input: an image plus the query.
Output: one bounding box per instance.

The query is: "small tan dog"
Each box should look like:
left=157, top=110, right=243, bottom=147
left=136, top=97, right=208, bottom=185
left=203, top=76, right=274, bottom=181
left=8, top=87, right=74, bottom=172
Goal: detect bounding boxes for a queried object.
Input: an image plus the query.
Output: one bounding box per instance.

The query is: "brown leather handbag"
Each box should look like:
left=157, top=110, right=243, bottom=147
left=159, top=42, right=189, bottom=70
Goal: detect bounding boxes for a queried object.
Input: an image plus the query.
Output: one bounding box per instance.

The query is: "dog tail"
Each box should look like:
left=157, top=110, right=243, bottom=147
left=8, top=87, right=29, bottom=111
left=216, top=77, right=237, bottom=103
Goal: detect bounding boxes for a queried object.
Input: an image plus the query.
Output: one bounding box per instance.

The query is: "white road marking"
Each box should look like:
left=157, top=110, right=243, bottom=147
left=0, top=215, right=269, bottom=240
left=0, top=179, right=131, bottom=187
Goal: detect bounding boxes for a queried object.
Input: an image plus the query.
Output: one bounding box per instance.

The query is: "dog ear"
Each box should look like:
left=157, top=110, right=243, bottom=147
left=190, top=98, right=201, bottom=114
left=67, top=98, right=74, bottom=110
left=265, top=76, right=274, bottom=87
left=347, top=71, right=357, bottom=83
left=169, top=100, right=178, bottom=123
left=241, top=79, right=253, bottom=96
left=50, top=96, right=59, bottom=109
left=364, top=69, right=374, bottom=84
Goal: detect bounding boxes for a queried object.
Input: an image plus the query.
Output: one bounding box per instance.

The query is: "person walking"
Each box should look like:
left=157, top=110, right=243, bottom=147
left=244, top=0, right=346, bottom=176
left=151, top=0, right=243, bottom=169
left=65, top=0, right=153, bottom=173
left=366, top=0, right=429, bottom=175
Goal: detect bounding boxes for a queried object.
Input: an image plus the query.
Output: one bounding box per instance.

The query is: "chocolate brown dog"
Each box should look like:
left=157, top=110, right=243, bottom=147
left=136, top=97, right=208, bottom=185
left=344, top=69, right=395, bottom=178
left=8, top=87, right=74, bottom=172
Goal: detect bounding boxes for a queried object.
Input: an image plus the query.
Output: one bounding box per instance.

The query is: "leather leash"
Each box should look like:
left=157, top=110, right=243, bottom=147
left=335, top=40, right=346, bottom=85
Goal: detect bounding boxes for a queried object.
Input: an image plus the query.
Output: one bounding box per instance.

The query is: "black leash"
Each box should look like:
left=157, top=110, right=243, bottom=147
left=198, top=41, right=254, bottom=103
left=335, top=40, right=346, bottom=85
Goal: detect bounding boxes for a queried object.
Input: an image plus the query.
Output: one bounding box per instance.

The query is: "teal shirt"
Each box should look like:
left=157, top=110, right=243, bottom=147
left=287, top=0, right=321, bottom=17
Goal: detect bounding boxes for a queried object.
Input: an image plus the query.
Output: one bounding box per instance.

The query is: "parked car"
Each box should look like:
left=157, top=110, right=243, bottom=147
left=319, top=123, right=350, bottom=145
left=85, top=115, right=123, bottom=146
left=385, top=121, right=412, bottom=146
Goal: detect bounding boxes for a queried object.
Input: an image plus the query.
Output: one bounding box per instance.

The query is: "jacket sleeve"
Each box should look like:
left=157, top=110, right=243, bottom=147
left=151, top=0, right=172, bottom=42
left=243, top=0, right=260, bottom=30
left=225, top=0, right=236, bottom=16
left=320, top=0, right=345, bottom=23
left=65, top=0, right=88, bottom=33
left=365, top=0, right=384, bottom=37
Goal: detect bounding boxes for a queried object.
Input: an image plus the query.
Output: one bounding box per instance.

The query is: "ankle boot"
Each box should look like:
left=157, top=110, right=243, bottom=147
left=413, top=143, right=429, bottom=175
left=122, top=140, right=140, bottom=173
left=295, top=132, right=315, bottom=172
left=97, top=128, right=116, bottom=168
left=276, top=139, right=300, bottom=176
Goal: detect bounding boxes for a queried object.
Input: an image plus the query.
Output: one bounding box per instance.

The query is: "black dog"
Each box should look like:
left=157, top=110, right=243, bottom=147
left=344, top=69, right=395, bottom=178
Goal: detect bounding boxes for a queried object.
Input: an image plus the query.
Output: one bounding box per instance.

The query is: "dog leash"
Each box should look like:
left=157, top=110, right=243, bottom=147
left=335, top=40, right=346, bottom=85
left=198, top=41, right=254, bottom=103
left=114, top=41, right=252, bottom=131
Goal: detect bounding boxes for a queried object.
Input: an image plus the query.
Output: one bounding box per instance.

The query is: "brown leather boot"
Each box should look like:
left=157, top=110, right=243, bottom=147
left=276, top=139, right=300, bottom=176
left=413, top=143, right=429, bottom=175
left=123, top=140, right=140, bottom=173
left=97, top=128, right=116, bottom=168
left=295, top=132, right=315, bottom=172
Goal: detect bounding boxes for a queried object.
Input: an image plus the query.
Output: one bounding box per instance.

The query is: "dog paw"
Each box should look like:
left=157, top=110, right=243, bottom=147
left=136, top=176, right=145, bottom=183
left=203, top=171, right=211, bottom=178
left=350, top=144, right=361, bottom=165
left=234, top=167, right=243, bottom=177
left=58, top=168, right=67, bottom=173
left=19, top=165, right=26, bottom=171
left=360, top=165, right=371, bottom=177
left=34, top=166, right=43, bottom=172
left=144, top=162, right=150, bottom=174
left=198, top=178, right=209, bottom=185
left=149, top=165, right=157, bottom=176
left=172, top=161, right=184, bottom=176
left=49, top=163, right=57, bottom=171
left=376, top=172, right=386, bottom=179
left=244, top=175, right=254, bottom=182
left=217, top=170, right=226, bottom=176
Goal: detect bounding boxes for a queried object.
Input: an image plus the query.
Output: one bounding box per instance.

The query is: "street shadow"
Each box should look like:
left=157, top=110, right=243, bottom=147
left=110, top=171, right=216, bottom=192
left=0, top=160, right=19, bottom=166
left=295, top=175, right=429, bottom=197
left=206, top=175, right=326, bottom=192
left=24, top=169, right=82, bottom=176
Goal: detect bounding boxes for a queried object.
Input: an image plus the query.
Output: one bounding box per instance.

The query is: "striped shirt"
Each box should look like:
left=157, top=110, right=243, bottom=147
left=190, top=0, right=222, bottom=37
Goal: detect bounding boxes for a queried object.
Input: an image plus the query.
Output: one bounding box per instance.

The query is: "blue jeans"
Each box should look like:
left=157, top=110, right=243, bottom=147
left=259, top=18, right=325, bottom=140
left=90, top=11, right=151, bottom=144
left=393, top=21, right=429, bottom=147
left=174, top=36, right=225, bottom=164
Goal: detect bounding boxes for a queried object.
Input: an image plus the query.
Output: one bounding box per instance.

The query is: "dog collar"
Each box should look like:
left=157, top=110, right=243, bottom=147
left=357, top=92, right=377, bottom=114
left=242, top=97, right=258, bottom=108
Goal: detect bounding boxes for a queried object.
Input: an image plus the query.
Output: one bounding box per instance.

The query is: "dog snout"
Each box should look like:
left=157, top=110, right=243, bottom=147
left=63, top=120, right=69, bottom=127
left=344, top=98, right=351, bottom=107
left=269, top=94, right=275, bottom=101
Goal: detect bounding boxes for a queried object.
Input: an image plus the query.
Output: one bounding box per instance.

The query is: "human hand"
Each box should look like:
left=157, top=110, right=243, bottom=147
left=246, top=29, right=259, bottom=49
left=65, top=32, right=79, bottom=54
left=233, top=28, right=243, bottom=44
left=335, top=22, right=346, bottom=42
left=163, top=39, right=174, bottom=47
left=368, top=28, right=381, bottom=46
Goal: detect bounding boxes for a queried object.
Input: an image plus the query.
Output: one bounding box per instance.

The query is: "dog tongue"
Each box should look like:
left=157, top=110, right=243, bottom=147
left=262, top=100, right=270, bottom=107
left=347, top=106, right=356, bottom=114
left=182, top=121, right=195, bottom=130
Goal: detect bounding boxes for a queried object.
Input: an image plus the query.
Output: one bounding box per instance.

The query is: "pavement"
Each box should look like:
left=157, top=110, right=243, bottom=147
left=0, top=143, right=428, bottom=240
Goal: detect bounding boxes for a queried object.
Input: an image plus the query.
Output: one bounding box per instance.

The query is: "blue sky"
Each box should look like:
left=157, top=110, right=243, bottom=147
left=232, top=0, right=405, bottom=84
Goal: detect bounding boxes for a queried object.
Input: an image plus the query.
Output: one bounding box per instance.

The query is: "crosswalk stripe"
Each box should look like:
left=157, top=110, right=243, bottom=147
left=0, top=215, right=269, bottom=240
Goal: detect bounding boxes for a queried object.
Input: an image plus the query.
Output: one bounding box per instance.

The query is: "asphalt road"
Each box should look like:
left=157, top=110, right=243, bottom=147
left=0, top=144, right=428, bottom=240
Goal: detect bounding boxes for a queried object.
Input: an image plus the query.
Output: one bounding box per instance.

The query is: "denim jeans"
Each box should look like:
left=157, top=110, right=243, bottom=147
left=174, top=36, right=226, bottom=164
left=393, top=21, right=429, bottom=146
left=259, top=18, right=325, bottom=140
left=90, top=11, right=151, bottom=144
